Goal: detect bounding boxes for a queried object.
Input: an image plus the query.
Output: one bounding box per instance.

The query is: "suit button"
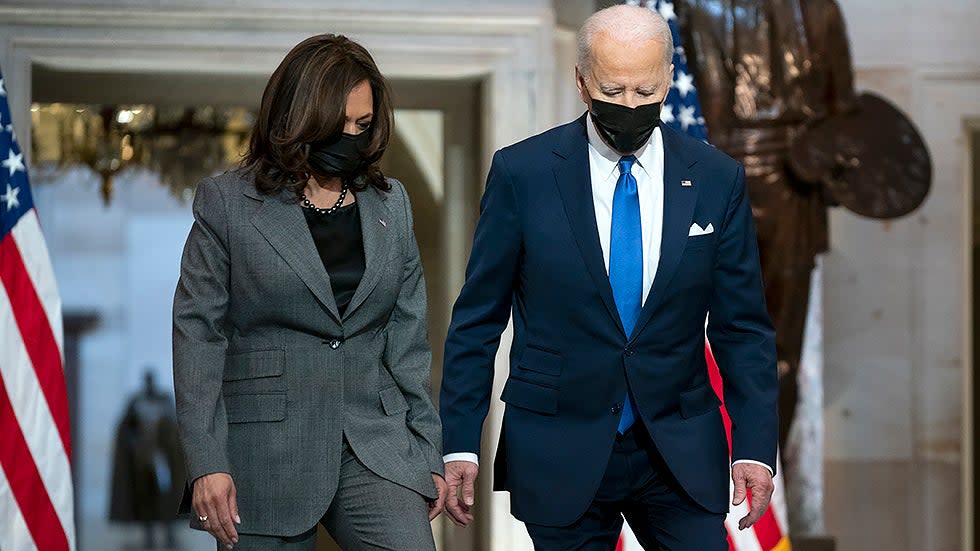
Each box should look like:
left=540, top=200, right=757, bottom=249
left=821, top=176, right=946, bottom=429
left=611, top=403, right=622, bottom=414
left=624, top=348, right=634, bottom=357
left=329, top=339, right=342, bottom=350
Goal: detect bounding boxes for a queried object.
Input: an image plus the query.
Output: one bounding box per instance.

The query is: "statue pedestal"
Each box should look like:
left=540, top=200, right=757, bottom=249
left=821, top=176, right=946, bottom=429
left=792, top=536, right=836, bottom=551
left=784, top=259, right=827, bottom=536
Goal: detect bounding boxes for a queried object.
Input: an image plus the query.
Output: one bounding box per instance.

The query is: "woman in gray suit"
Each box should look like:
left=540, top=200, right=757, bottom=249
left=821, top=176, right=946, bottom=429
left=172, top=34, right=447, bottom=550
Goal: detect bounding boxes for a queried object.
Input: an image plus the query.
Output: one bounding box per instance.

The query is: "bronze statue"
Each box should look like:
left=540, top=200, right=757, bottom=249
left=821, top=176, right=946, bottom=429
left=109, top=369, right=186, bottom=549
left=674, top=0, right=930, bottom=448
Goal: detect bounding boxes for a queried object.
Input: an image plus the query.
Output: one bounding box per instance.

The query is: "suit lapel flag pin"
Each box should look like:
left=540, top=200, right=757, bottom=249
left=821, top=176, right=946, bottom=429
left=379, top=218, right=387, bottom=228
left=681, top=179, right=693, bottom=187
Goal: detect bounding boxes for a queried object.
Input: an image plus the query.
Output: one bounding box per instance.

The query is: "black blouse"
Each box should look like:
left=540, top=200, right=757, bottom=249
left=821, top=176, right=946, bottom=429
left=302, top=201, right=366, bottom=316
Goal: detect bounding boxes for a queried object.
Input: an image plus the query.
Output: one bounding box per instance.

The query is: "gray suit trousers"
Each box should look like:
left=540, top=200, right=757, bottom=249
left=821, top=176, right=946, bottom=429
left=228, top=442, right=436, bottom=551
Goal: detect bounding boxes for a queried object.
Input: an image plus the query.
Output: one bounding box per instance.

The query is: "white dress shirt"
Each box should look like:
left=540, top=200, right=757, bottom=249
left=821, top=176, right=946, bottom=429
left=588, top=116, right=665, bottom=304
left=446, top=118, right=773, bottom=476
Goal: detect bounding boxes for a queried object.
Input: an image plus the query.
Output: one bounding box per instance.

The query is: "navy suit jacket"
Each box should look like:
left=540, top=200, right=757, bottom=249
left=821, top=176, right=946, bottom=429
left=440, top=115, right=777, bottom=527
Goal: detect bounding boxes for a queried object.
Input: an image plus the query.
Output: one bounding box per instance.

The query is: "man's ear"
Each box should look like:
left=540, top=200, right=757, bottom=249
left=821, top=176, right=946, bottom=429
left=661, top=63, right=675, bottom=103
left=575, top=67, right=592, bottom=108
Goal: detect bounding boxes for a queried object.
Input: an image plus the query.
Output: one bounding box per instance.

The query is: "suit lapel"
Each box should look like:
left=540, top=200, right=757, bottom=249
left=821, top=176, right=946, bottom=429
left=342, top=185, right=392, bottom=321
left=630, top=125, right=700, bottom=342
left=247, top=186, right=342, bottom=323
left=552, top=115, right=626, bottom=337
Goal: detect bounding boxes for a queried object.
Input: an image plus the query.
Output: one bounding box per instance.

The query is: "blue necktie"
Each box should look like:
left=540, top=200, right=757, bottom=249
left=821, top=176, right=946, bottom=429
left=609, top=156, right=641, bottom=434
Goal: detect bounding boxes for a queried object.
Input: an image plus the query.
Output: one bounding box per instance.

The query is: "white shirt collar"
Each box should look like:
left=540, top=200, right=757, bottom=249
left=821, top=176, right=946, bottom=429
left=585, top=113, right=662, bottom=183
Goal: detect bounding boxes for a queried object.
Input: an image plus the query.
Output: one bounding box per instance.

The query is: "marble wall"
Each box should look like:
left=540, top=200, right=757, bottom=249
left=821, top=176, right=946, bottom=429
left=823, top=1, right=980, bottom=549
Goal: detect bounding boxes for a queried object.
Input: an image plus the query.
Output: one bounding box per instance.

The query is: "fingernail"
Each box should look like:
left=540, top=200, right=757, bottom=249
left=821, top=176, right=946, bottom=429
left=465, top=498, right=473, bottom=506
left=235, top=515, right=241, bottom=524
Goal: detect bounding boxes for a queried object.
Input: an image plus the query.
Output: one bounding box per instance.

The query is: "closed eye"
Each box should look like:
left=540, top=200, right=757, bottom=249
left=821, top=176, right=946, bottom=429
left=347, top=115, right=373, bottom=132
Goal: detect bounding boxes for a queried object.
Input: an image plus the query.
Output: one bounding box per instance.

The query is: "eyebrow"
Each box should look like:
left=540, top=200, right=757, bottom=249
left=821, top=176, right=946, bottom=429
left=598, top=83, right=659, bottom=94
left=599, top=84, right=626, bottom=93
left=352, top=113, right=373, bottom=122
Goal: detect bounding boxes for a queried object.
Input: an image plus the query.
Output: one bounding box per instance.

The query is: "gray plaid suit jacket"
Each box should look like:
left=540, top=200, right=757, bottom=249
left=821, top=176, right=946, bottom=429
left=172, top=169, right=442, bottom=537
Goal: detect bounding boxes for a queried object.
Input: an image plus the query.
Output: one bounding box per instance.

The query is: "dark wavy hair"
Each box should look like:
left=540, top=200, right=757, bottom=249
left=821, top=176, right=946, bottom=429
left=243, top=34, right=393, bottom=195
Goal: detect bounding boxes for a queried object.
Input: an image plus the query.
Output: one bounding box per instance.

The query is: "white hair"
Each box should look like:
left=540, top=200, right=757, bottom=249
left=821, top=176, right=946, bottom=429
left=577, top=4, right=674, bottom=80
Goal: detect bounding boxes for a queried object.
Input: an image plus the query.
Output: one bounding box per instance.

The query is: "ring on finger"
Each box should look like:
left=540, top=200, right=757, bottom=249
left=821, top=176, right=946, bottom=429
left=198, top=515, right=208, bottom=522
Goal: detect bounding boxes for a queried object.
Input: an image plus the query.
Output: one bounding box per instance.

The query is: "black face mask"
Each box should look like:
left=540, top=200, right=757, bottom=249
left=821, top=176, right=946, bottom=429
left=308, top=131, right=371, bottom=177
left=589, top=97, right=662, bottom=154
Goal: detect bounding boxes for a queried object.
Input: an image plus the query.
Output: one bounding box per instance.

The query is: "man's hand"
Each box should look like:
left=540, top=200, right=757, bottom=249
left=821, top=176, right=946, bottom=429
left=429, top=474, right=449, bottom=521
left=443, top=460, right=479, bottom=527
left=731, top=463, right=774, bottom=530
left=193, top=472, right=240, bottom=549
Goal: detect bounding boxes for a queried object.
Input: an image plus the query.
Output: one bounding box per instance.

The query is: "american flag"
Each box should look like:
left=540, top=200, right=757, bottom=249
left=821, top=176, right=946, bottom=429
left=0, top=66, right=77, bottom=551
left=618, top=2, right=791, bottom=550
left=630, top=0, right=709, bottom=142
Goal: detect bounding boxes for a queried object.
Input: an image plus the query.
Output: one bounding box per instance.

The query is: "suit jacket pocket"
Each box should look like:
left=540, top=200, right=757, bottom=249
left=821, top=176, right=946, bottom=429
left=501, top=376, right=558, bottom=415
left=679, top=383, right=721, bottom=419
left=685, top=233, right=715, bottom=251
left=225, top=392, right=286, bottom=423
left=379, top=385, right=410, bottom=416
left=223, top=349, right=284, bottom=381
left=517, top=345, right=563, bottom=377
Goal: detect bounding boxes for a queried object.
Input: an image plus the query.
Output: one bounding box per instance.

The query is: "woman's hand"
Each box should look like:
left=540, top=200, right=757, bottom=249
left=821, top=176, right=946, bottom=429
left=428, top=473, right=449, bottom=521
left=193, top=472, right=240, bottom=549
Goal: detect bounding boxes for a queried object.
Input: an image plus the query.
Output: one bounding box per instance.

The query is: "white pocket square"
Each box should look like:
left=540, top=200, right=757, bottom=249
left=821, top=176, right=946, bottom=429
left=688, top=222, right=714, bottom=237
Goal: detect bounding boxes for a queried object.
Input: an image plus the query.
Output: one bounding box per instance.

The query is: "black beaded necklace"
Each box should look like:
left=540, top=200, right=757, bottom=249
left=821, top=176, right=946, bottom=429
left=301, top=180, right=350, bottom=215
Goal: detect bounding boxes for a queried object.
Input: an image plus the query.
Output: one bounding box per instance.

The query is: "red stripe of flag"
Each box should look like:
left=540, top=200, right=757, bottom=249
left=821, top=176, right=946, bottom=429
left=707, top=343, right=733, bottom=551
left=708, top=342, right=787, bottom=551
left=0, top=376, right=70, bottom=551
left=0, top=234, right=71, bottom=460
left=705, top=343, right=733, bottom=452
left=751, top=503, right=784, bottom=550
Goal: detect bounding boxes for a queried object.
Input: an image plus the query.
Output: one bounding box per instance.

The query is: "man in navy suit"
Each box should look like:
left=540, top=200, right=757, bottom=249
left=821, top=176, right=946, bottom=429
left=439, top=5, right=777, bottom=549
